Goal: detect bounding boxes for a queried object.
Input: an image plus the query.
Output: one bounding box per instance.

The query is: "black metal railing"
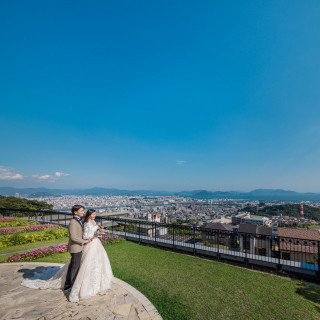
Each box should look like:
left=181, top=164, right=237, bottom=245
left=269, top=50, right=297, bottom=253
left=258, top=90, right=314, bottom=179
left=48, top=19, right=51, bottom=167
left=1, top=208, right=319, bottom=280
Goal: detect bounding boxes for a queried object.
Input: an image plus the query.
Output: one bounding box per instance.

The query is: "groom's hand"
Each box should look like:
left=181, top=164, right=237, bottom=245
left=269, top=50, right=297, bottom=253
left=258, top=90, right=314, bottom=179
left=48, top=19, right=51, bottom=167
left=85, top=238, right=93, bottom=244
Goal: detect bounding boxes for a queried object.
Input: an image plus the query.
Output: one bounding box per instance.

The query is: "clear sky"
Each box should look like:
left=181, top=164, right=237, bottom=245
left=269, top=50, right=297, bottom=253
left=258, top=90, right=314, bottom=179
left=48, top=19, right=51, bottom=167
left=1, top=1, right=320, bottom=192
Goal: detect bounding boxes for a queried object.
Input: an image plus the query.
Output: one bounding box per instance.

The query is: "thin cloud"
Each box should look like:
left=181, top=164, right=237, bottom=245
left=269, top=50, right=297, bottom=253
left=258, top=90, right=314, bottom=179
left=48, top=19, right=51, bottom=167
left=176, top=160, right=186, bottom=165
left=39, top=175, right=52, bottom=180
left=32, top=171, right=71, bottom=182
left=0, top=166, right=24, bottom=180
left=55, top=172, right=70, bottom=177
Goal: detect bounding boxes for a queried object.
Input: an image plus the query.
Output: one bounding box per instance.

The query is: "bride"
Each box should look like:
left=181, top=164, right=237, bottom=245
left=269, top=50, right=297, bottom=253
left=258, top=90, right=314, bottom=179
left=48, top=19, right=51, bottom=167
left=21, top=209, right=114, bottom=302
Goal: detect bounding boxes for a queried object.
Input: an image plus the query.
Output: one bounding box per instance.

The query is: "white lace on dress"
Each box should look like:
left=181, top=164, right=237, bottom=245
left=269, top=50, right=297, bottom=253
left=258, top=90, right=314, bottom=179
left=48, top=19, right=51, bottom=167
left=21, top=220, right=114, bottom=303
left=83, top=219, right=99, bottom=240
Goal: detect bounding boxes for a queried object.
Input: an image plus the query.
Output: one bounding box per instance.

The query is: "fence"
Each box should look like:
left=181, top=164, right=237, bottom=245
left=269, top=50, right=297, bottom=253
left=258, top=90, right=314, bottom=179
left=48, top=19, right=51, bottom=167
left=1, top=208, right=319, bottom=280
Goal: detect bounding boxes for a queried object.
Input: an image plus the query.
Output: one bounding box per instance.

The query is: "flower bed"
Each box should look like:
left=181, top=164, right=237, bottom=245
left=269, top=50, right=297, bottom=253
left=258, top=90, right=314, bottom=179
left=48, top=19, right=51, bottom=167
left=0, top=228, right=69, bottom=247
left=2, top=244, right=69, bottom=263
left=0, top=224, right=62, bottom=235
left=1, top=234, right=125, bottom=263
left=100, top=233, right=125, bottom=245
left=0, top=218, right=40, bottom=228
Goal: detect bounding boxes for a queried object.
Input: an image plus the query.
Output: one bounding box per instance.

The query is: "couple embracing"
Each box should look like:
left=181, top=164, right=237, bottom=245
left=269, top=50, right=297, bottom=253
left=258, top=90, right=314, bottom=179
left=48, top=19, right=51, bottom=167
left=22, top=205, right=114, bottom=303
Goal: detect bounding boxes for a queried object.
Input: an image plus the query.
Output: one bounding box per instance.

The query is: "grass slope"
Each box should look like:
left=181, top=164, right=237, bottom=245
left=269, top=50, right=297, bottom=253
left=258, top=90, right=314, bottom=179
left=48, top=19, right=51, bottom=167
left=33, top=240, right=320, bottom=320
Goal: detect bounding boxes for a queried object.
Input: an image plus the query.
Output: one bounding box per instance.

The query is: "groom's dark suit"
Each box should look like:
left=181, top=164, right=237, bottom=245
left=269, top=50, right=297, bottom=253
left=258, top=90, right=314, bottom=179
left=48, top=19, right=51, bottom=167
left=64, top=216, right=87, bottom=291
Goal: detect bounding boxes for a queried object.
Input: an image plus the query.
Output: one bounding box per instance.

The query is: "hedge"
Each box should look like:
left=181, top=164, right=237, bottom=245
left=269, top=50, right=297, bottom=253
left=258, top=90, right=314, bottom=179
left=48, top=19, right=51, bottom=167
left=0, top=218, right=41, bottom=228
left=0, top=228, right=69, bottom=247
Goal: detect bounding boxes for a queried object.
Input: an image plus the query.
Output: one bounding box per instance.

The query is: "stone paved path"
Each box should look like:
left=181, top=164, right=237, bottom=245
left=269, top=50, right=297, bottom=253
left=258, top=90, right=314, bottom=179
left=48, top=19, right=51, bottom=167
left=0, top=262, right=163, bottom=320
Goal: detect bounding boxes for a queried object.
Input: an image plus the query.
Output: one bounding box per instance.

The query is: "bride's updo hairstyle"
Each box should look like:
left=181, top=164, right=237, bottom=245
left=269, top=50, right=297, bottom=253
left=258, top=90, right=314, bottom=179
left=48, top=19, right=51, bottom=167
left=84, top=209, right=96, bottom=223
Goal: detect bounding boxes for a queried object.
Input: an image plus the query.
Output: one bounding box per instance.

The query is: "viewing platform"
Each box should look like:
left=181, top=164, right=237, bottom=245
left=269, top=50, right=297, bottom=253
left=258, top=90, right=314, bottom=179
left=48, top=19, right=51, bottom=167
left=0, top=262, right=162, bottom=320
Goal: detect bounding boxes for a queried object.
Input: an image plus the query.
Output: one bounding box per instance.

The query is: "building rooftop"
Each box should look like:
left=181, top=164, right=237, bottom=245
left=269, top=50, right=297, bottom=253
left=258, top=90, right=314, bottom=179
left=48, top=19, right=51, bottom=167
left=98, top=211, right=129, bottom=217
left=205, top=222, right=234, bottom=232
left=245, top=215, right=268, bottom=220
left=278, top=227, right=320, bottom=240
left=238, top=223, right=272, bottom=235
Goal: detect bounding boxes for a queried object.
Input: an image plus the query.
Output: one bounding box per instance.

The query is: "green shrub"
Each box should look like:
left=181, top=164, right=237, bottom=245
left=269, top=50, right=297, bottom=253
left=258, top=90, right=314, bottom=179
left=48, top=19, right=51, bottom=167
left=0, top=219, right=40, bottom=228
left=0, top=228, right=69, bottom=247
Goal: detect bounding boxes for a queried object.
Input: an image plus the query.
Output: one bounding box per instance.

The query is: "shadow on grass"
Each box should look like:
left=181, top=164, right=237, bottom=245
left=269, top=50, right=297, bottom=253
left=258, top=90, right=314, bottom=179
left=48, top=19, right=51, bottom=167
left=296, top=282, right=320, bottom=313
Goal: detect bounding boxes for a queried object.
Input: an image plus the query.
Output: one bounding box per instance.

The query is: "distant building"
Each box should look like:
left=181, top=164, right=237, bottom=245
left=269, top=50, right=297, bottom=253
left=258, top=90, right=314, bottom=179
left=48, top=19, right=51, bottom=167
left=147, top=213, right=160, bottom=222
left=232, top=213, right=271, bottom=226
left=202, top=223, right=238, bottom=248
left=238, top=223, right=273, bottom=256
left=277, top=227, right=320, bottom=263
left=232, top=212, right=250, bottom=225
left=244, top=215, right=271, bottom=226
left=99, top=211, right=129, bottom=218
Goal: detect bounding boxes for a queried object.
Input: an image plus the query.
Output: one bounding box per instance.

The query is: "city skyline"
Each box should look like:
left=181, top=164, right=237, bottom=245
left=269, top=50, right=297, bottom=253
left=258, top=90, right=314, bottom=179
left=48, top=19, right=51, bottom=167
left=1, top=1, right=320, bottom=192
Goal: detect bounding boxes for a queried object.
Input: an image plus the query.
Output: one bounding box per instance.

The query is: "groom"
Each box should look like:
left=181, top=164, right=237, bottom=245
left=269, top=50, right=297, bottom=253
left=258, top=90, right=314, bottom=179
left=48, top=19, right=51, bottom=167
left=64, top=205, right=92, bottom=292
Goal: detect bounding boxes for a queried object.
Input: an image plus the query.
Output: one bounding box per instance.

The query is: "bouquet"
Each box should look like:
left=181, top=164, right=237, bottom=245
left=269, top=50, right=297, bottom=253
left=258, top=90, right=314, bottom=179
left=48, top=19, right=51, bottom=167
left=94, top=230, right=103, bottom=236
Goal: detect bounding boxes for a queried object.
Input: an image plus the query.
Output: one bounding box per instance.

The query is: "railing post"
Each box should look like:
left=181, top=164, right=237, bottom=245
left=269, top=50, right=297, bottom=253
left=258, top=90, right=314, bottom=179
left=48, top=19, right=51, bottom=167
left=278, top=236, right=281, bottom=267
left=244, top=233, right=247, bottom=261
left=193, top=226, right=196, bottom=255
left=155, top=222, right=157, bottom=248
left=173, top=224, right=175, bottom=249
left=139, top=220, right=141, bottom=244
left=217, top=230, right=220, bottom=260
left=317, top=241, right=320, bottom=276
left=125, top=219, right=127, bottom=238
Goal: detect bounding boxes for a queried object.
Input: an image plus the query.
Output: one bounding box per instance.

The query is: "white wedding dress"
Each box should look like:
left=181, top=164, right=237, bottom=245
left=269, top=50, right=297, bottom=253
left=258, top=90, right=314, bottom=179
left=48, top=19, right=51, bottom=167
left=21, top=220, right=114, bottom=302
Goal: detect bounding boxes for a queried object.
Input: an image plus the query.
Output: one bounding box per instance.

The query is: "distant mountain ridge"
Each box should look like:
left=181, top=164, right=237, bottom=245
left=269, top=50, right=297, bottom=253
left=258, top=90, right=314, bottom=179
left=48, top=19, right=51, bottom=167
left=176, top=189, right=320, bottom=200
left=0, top=187, right=174, bottom=197
left=0, top=187, right=320, bottom=200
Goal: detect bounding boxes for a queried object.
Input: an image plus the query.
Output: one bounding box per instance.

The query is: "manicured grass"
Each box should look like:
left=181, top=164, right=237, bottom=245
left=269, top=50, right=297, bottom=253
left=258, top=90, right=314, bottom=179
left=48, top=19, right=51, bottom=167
left=0, top=237, right=69, bottom=257
left=33, top=240, right=320, bottom=320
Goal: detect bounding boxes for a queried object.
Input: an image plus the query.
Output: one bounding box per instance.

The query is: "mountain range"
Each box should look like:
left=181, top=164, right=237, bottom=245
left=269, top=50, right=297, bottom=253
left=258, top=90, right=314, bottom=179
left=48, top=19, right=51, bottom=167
left=1, top=187, right=320, bottom=201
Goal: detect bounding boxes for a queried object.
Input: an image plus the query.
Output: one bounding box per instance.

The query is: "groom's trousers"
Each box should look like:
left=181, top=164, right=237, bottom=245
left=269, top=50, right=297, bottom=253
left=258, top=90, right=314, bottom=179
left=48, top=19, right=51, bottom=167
left=64, top=251, right=82, bottom=290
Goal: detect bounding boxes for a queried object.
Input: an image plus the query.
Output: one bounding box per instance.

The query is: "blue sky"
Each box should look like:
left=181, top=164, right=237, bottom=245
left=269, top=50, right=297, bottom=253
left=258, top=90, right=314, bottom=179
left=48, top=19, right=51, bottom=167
left=1, top=1, right=320, bottom=192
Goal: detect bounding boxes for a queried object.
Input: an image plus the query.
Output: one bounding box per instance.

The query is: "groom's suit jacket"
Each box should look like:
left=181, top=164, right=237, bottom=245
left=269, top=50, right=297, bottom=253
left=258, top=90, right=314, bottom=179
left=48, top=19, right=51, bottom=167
left=67, top=218, right=87, bottom=253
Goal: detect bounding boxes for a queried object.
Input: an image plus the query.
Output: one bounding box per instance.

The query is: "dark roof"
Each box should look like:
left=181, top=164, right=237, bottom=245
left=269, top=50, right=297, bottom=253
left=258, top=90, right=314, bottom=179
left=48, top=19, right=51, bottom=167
left=205, top=223, right=234, bottom=232
left=238, top=223, right=272, bottom=235
left=257, top=226, right=272, bottom=236
left=238, top=223, right=258, bottom=234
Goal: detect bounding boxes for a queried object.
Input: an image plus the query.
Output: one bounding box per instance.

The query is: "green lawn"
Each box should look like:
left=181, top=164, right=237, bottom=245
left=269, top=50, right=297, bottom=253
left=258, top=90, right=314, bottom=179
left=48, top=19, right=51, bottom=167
left=32, top=240, right=320, bottom=320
